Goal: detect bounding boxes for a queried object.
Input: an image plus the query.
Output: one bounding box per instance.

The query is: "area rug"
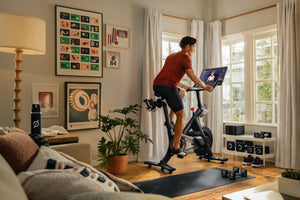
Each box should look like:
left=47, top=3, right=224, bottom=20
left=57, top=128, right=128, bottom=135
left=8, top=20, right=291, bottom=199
left=133, top=167, right=255, bottom=198
left=173, top=182, right=254, bottom=200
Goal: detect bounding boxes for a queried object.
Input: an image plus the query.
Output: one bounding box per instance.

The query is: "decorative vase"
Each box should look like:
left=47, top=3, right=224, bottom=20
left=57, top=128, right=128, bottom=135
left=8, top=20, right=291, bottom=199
left=106, top=154, right=128, bottom=175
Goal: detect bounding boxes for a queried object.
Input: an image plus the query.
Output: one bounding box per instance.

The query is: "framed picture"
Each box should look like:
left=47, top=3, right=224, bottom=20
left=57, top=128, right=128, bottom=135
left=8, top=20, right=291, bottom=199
left=55, top=5, right=103, bottom=77
left=65, top=82, right=101, bottom=131
left=106, top=51, right=120, bottom=68
left=106, top=24, right=129, bottom=48
left=32, top=84, right=59, bottom=118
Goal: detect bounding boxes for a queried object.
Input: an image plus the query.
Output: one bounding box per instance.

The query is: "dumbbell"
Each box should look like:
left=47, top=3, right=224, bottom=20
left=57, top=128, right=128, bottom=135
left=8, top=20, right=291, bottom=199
left=221, top=166, right=240, bottom=178
left=228, top=168, right=247, bottom=180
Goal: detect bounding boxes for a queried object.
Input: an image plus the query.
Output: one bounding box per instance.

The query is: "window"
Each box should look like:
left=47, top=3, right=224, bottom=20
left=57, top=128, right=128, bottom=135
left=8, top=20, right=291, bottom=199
left=222, top=26, right=277, bottom=125
left=222, top=36, right=245, bottom=122
left=254, top=33, right=278, bottom=124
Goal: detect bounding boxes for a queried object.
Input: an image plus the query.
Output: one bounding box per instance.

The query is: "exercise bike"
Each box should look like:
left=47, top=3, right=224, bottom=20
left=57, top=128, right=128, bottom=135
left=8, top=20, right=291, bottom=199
left=143, top=67, right=228, bottom=173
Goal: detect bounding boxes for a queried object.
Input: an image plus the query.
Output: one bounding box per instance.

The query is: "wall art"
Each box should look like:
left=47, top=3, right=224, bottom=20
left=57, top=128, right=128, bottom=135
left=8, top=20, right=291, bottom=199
left=56, top=5, right=103, bottom=77
left=106, top=24, right=129, bottom=48
left=65, top=82, right=101, bottom=130
left=32, top=84, right=59, bottom=118
left=106, top=50, right=120, bottom=68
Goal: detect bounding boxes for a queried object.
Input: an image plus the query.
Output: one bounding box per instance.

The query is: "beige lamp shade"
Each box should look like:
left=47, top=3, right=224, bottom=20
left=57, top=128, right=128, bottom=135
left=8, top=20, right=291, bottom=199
left=0, top=13, right=46, bottom=55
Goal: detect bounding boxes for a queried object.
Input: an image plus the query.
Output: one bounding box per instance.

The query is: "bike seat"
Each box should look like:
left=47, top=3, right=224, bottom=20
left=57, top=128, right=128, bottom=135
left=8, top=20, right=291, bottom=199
left=154, top=92, right=165, bottom=100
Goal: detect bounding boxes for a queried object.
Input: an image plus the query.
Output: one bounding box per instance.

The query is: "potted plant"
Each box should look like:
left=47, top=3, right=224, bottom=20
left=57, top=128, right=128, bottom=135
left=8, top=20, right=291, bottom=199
left=278, top=169, right=300, bottom=198
left=97, top=104, right=152, bottom=175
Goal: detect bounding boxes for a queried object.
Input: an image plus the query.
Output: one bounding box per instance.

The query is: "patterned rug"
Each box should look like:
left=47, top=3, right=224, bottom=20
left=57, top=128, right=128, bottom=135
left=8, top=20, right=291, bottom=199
left=173, top=182, right=254, bottom=200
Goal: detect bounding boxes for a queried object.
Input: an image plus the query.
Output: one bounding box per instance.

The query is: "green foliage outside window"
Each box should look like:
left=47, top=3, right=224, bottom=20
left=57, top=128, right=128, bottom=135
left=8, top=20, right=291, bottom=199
left=257, top=82, right=272, bottom=102
left=232, top=84, right=244, bottom=102
left=257, top=60, right=271, bottom=80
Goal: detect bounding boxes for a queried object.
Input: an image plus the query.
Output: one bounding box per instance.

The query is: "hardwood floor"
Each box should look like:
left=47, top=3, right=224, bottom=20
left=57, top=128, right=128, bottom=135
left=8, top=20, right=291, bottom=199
left=109, top=153, right=283, bottom=187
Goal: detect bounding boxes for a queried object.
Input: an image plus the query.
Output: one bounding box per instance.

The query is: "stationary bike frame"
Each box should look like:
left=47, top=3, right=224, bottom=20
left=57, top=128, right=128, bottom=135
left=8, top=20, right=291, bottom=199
left=143, top=86, right=228, bottom=173
left=143, top=97, right=178, bottom=173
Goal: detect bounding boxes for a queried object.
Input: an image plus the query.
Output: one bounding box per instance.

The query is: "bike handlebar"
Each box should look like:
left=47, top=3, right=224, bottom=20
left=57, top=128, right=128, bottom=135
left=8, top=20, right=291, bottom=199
left=187, top=87, right=205, bottom=92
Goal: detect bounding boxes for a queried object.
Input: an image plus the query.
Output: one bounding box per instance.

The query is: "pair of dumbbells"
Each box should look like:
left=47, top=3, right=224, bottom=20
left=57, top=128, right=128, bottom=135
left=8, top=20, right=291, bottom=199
left=221, top=167, right=247, bottom=180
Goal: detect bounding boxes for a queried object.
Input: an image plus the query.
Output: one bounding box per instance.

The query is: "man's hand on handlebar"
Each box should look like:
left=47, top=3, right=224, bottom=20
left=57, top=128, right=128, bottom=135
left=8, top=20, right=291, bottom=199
left=182, top=85, right=191, bottom=92
left=205, top=85, right=213, bottom=92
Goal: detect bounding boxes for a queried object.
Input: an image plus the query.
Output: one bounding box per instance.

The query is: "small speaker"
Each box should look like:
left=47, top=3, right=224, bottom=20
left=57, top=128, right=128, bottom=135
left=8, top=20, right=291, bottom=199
left=227, top=141, right=235, bottom=151
left=246, top=146, right=254, bottom=154
left=245, top=141, right=253, bottom=148
left=236, top=140, right=245, bottom=152
left=254, top=131, right=272, bottom=138
left=254, top=132, right=264, bottom=138
left=255, top=145, right=270, bottom=155
left=226, top=125, right=245, bottom=135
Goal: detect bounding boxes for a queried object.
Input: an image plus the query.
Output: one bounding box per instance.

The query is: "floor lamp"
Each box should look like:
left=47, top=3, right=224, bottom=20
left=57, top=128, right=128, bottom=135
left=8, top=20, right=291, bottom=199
left=0, top=13, right=46, bottom=128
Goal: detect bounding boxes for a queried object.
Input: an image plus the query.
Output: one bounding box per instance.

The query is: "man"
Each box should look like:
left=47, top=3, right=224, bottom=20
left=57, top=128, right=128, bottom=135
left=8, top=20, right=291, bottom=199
left=153, top=36, right=213, bottom=156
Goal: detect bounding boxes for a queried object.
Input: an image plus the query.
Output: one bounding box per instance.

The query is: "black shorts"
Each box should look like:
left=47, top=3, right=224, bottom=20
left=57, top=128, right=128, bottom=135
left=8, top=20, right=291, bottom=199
left=153, top=85, right=183, bottom=112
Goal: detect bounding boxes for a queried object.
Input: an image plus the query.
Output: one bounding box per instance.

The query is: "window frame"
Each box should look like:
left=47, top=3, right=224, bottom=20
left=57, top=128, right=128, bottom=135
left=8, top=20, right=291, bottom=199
left=222, top=33, right=245, bottom=123
left=252, top=30, right=278, bottom=124
left=222, top=25, right=278, bottom=126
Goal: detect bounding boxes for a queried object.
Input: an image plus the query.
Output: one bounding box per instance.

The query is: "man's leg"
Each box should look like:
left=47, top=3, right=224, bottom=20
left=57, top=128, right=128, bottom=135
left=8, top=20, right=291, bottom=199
left=172, top=109, right=185, bottom=149
left=169, top=89, right=185, bottom=123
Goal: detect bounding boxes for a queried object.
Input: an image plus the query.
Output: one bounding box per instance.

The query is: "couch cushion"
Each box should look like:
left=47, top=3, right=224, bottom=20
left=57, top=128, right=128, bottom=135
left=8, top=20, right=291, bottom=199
left=0, top=154, right=28, bottom=200
left=0, top=128, right=39, bottom=174
left=18, top=169, right=112, bottom=200
left=27, top=146, right=120, bottom=192
left=67, top=192, right=171, bottom=200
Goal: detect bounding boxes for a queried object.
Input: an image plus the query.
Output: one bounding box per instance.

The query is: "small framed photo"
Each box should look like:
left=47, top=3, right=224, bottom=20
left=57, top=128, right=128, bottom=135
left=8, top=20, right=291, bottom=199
left=106, top=51, right=120, bottom=68
left=32, top=84, right=59, bottom=118
left=106, top=24, right=129, bottom=48
left=65, top=82, right=101, bottom=131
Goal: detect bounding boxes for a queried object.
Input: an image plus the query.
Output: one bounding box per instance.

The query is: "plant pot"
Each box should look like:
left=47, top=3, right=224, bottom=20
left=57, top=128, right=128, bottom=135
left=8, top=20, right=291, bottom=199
left=278, top=176, right=300, bottom=198
left=106, top=154, right=128, bottom=175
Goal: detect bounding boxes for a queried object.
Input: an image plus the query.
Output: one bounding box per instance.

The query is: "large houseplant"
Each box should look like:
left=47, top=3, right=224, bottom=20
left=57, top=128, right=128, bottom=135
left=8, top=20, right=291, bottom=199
left=97, top=104, right=152, bottom=174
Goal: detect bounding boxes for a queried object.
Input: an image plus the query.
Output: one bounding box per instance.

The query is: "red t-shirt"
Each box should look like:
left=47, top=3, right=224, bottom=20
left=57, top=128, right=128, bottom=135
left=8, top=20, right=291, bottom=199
left=153, top=51, right=192, bottom=88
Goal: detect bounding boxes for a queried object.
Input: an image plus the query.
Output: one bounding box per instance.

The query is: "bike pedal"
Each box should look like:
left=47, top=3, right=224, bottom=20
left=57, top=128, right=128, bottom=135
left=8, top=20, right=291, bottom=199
left=177, top=155, right=184, bottom=159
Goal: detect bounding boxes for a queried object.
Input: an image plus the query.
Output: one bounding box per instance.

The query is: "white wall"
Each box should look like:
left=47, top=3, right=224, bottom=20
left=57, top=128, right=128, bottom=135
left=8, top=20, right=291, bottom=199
left=211, top=0, right=278, bottom=35
left=0, top=0, right=205, bottom=164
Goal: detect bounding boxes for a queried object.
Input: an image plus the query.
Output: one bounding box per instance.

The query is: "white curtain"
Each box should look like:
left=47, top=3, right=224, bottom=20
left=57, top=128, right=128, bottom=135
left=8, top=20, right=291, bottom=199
left=276, top=0, right=300, bottom=170
left=189, top=20, right=205, bottom=119
left=204, top=21, right=223, bottom=153
left=138, top=9, right=167, bottom=162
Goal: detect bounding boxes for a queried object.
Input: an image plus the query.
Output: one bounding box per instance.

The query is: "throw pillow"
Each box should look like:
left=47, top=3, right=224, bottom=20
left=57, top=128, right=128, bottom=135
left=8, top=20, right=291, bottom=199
left=0, top=155, right=28, bottom=200
left=59, top=150, right=142, bottom=193
left=27, top=146, right=120, bottom=192
left=18, top=169, right=112, bottom=200
left=0, top=128, right=39, bottom=174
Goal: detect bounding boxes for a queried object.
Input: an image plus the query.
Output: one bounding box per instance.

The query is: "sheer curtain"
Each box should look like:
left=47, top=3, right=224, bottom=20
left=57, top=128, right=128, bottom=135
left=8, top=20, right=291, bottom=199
left=189, top=20, right=205, bottom=119
left=138, top=8, right=167, bottom=162
left=204, top=21, right=223, bottom=153
left=276, top=0, right=300, bottom=169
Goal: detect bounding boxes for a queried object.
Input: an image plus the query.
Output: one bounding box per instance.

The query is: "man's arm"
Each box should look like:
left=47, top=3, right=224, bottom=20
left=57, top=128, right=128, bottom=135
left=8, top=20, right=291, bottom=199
left=177, top=82, right=190, bottom=91
left=185, top=68, right=213, bottom=91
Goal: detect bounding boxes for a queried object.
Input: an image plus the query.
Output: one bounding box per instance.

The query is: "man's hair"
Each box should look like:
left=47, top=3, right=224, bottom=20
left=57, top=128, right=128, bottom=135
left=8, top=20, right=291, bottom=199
left=179, top=36, right=197, bottom=49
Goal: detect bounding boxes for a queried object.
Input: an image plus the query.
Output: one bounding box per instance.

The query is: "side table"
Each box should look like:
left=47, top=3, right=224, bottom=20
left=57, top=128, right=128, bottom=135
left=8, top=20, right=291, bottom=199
left=46, top=134, right=79, bottom=145
left=222, top=182, right=299, bottom=200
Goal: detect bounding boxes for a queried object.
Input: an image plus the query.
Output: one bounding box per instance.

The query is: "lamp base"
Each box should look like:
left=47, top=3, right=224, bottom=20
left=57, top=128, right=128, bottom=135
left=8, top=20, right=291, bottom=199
left=13, top=48, right=23, bottom=128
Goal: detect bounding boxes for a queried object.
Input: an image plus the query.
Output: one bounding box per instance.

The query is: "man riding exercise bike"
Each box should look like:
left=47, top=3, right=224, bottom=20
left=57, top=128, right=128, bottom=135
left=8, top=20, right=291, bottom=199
left=153, top=36, right=213, bottom=157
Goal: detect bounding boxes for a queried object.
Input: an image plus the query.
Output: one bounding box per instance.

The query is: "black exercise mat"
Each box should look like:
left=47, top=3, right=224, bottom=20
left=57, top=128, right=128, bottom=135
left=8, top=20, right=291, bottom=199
left=133, top=167, right=255, bottom=198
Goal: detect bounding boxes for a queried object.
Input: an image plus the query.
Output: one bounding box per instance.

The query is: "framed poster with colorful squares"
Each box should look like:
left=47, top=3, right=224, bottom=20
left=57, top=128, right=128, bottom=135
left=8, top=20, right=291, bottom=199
left=55, top=5, right=103, bottom=77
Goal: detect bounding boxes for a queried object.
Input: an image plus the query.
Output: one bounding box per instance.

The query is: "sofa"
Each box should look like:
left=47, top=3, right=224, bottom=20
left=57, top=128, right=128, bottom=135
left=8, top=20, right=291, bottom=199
left=0, top=128, right=170, bottom=200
